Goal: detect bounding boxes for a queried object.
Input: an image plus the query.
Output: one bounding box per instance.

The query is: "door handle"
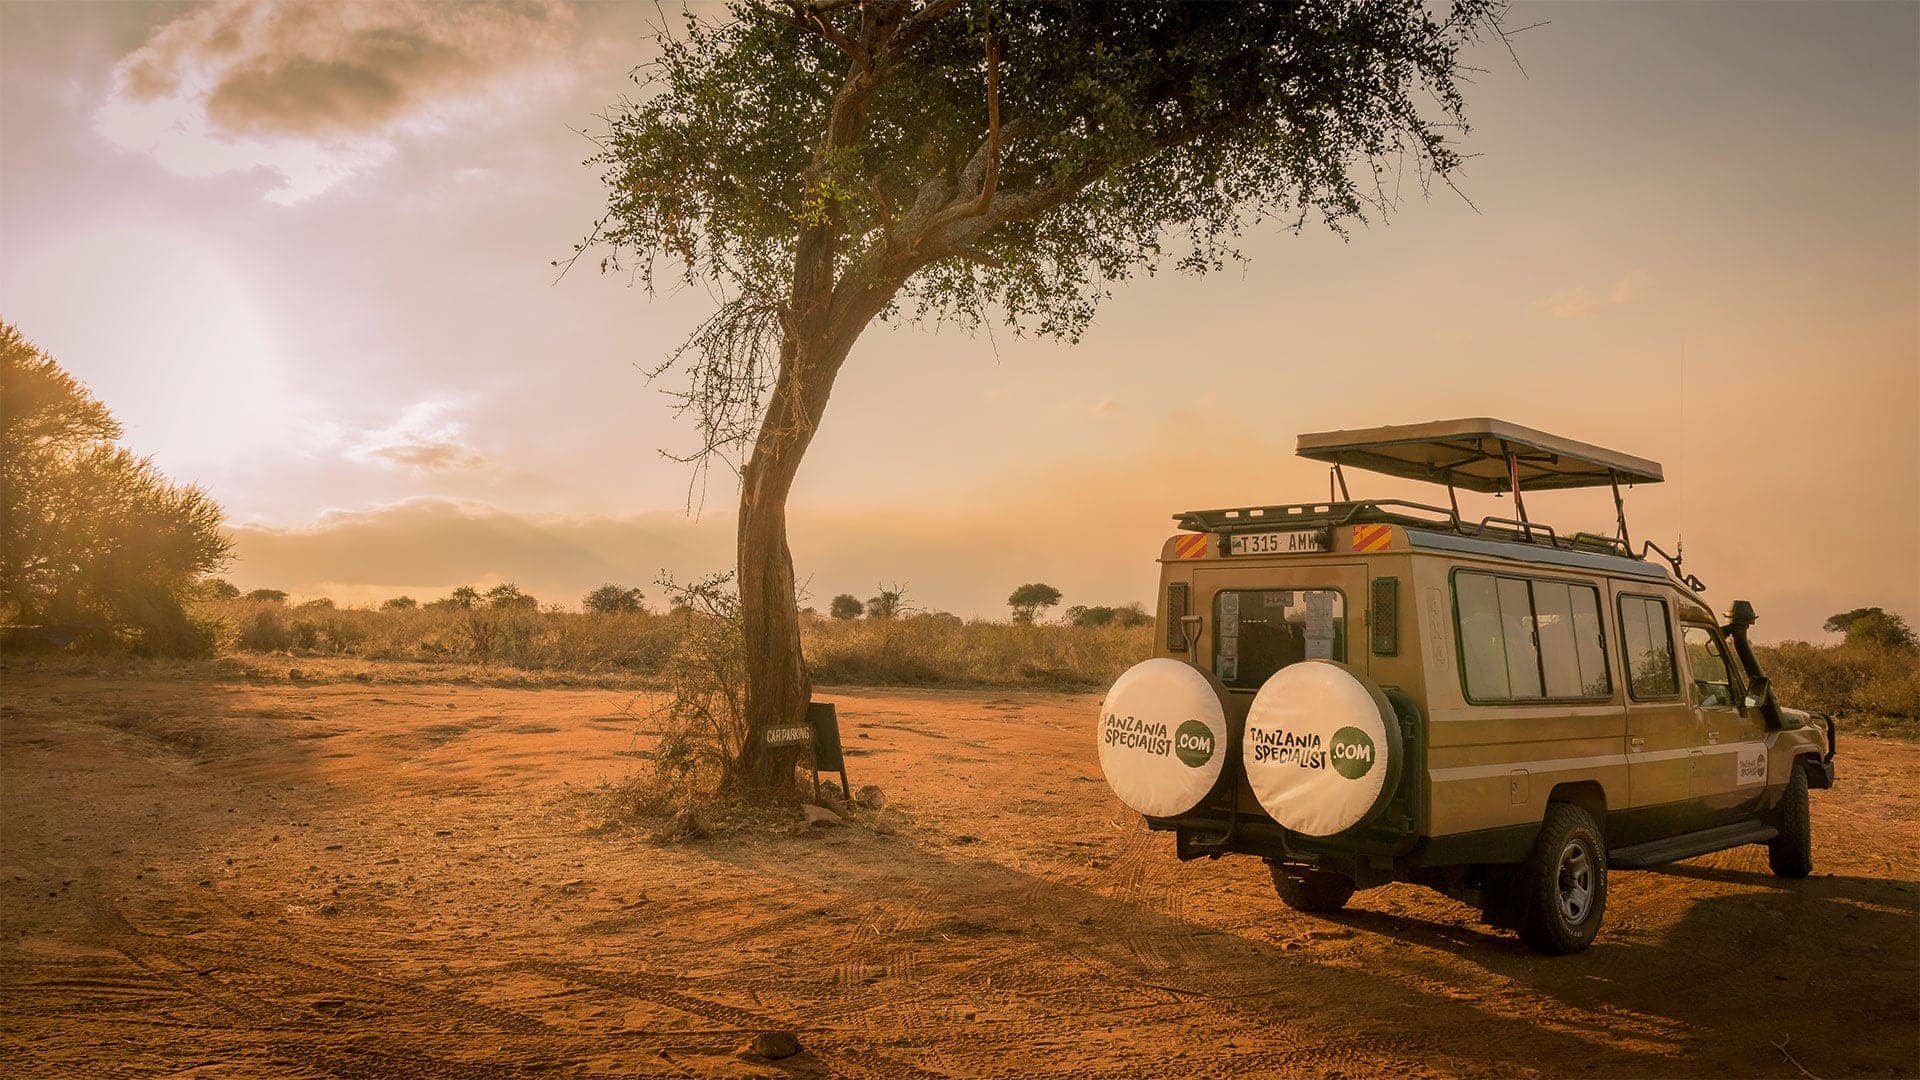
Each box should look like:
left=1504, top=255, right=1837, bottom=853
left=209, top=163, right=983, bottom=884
left=1629, top=736, right=1645, bottom=753
left=1707, top=731, right=1720, bottom=744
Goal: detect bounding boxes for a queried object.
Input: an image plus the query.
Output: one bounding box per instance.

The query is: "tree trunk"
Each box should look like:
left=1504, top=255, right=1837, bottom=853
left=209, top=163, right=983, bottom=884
left=736, top=330, right=851, bottom=791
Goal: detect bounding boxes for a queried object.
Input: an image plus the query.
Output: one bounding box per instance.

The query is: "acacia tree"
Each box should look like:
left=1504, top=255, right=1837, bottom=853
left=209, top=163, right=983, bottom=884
left=583, top=0, right=1504, bottom=789
left=1008, top=582, right=1062, bottom=623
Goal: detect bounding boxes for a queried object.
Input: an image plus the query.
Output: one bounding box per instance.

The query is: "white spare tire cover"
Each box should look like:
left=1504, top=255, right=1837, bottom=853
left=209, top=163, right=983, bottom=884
left=1097, top=658, right=1229, bottom=818
left=1243, top=661, right=1399, bottom=838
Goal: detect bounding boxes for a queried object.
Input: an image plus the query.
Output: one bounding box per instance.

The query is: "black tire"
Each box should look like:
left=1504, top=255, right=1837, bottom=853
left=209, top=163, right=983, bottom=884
left=1518, top=803, right=1608, bottom=955
left=1768, top=763, right=1814, bottom=878
left=1269, top=864, right=1356, bottom=913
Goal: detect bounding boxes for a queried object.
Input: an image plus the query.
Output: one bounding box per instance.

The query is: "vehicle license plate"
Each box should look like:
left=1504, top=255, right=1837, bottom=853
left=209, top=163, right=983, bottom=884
left=1229, top=530, right=1329, bottom=555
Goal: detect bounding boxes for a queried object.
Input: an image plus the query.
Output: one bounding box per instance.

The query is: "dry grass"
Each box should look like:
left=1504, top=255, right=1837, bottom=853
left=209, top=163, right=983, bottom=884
left=193, top=599, right=1151, bottom=691
left=1757, top=639, right=1920, bottom=737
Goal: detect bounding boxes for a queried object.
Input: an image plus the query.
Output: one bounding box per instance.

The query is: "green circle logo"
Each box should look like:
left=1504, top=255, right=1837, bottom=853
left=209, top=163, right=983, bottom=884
left=1174, top=720, right=1215, bottom=768
left=1329, top=726, right=1376, bottom=780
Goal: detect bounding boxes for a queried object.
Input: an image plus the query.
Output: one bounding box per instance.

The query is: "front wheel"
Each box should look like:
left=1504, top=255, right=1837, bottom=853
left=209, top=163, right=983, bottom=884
left=1518, top=803, right=1608, bottom=954
left=1768, top=764, right=1813, bottom=878
left=1269, top=864, right=1356, bottom=913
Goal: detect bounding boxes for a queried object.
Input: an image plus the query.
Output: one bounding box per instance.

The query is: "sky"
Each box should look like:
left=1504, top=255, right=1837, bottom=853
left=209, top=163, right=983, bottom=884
left=2, top=1, right=1915, bottom=641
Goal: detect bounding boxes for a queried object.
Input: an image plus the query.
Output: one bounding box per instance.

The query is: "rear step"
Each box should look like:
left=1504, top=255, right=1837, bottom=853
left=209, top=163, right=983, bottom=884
left=1609, top=821, right=1777, bottom=869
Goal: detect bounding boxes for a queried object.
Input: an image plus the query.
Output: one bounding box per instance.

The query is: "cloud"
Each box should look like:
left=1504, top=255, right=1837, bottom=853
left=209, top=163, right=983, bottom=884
left=1537, top=270, right=1650, bottom=319
left=94, top=0, right=576, bottom=202
left=349, top=398, right=491, bottom=474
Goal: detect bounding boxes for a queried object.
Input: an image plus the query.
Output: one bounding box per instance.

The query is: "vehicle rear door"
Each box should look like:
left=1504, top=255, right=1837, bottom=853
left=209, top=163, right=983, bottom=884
left=1680, top=622, right=1767, bottom=822
left=1193, top=562, right=1371, bottom=695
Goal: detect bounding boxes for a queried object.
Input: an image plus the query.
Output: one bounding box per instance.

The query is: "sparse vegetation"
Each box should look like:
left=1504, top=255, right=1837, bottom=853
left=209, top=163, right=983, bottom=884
left=1760, top=630, right=1920, bottom=736
left=189, top=594, right=1149, bottom=690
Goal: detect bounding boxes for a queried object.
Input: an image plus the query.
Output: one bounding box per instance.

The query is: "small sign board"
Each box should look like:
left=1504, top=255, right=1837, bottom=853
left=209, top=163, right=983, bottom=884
left=806, top=702, right=845, bottom=772
left=761, top=701, right=851, bottom=799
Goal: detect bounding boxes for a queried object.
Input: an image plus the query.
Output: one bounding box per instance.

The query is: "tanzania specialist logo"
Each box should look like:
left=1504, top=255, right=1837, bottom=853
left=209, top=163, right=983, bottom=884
left=1174, top=720, right=1216, bottom=768
left=1329, top=726, right=1376, bottom=780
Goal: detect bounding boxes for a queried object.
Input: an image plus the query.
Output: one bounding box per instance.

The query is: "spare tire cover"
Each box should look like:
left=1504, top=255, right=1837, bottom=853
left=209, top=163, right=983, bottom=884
left=1097, top=658, right=1229, bottom=818
left=1242, top=661, right=1399, bottom=838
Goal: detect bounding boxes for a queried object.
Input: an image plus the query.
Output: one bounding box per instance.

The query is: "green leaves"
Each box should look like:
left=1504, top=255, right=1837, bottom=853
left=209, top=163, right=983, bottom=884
left=585, top=0, right=1503, bottom=454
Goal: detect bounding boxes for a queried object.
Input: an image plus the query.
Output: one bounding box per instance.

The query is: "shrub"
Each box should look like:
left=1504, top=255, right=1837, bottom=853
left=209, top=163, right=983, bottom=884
left=236, top=607, right=295, bottom=652
left=829, top=594, right=863, bottom=620
left=486, top=583, right=538, bottom=610
left=381, top=596, right=417, bottom=610
left=1758, top=637, right=1919, bottom=732
left=245, top=588, right=287, bottom=603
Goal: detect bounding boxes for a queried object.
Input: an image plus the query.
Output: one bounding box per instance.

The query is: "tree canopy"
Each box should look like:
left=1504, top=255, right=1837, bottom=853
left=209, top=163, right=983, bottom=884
left=1007, top=581, right=1062, bottom=622
left=0, top=321, right=230, bottom=653
left=829, top=593, right=864, bottom=619
left=587, top=0, right=1505, bottom=468
left=1824, top=607, right=1916, bottom=650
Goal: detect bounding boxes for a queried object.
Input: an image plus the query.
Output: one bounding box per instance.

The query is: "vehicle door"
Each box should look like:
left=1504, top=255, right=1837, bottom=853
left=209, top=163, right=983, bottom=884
left=1680, top=622, right=1766, bottom=822
left=1616, top=591, right=1706, bottom=843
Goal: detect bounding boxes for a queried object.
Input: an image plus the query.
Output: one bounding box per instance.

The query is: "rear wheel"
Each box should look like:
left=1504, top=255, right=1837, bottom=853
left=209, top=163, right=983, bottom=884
left=1518, top=803, right=1608, bottom=954
left=1768, top=764, right=1813, bottom=878
left=1269, top=864, right=1355, bottom=913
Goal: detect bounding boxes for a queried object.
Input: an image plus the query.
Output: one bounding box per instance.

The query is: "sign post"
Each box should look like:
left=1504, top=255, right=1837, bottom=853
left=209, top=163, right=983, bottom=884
left=763, top=701, right=850, bottom=801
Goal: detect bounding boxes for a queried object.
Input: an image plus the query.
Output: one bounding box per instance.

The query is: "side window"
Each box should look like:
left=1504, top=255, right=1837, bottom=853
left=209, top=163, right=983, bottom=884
left=1682, top=625, right=1738, bottom=708
left=1213, top=588, right=1345, bottom=690
left=1618, top=595, right=1679, bottom=699
left=1454, top=571, right=1612, bottom=702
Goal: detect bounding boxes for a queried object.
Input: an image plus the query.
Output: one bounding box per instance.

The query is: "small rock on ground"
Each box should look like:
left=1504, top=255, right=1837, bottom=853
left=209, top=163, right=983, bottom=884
left=746, top=1031, right=802, bottom=1060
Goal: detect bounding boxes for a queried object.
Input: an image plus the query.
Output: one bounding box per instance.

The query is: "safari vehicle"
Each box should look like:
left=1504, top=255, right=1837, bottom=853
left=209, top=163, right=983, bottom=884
left=1096, top=419, right=1836, bottom=954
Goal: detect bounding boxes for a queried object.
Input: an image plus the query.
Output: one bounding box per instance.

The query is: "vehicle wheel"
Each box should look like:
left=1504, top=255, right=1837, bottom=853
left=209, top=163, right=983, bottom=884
left=1269, top=864, right=1356, bottom=913
left=1768, top=763, right=1813, bottom=879
left=1518, top=803, right=1608, bottom=955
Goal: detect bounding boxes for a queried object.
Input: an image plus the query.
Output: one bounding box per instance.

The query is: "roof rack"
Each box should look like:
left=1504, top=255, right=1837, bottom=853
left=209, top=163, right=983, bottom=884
left=1173, top=498, right=1705, bottom=593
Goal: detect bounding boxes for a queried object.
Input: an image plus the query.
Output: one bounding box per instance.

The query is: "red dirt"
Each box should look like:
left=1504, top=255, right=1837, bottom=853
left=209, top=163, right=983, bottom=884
left=2, top=666, right=1915, bottom=1077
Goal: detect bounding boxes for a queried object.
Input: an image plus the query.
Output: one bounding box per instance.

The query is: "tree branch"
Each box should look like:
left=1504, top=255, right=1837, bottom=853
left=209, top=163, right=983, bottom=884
left=925, top=28, right=1002, bottom=232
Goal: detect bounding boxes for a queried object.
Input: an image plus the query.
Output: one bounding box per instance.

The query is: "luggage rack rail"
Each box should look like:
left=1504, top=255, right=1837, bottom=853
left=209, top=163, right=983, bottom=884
left=1174, top=499, right=1704, bottom=592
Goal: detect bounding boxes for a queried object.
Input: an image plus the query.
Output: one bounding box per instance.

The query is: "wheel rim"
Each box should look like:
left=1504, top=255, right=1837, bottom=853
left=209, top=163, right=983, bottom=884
left=1556, top=841, right=1593, bottom=925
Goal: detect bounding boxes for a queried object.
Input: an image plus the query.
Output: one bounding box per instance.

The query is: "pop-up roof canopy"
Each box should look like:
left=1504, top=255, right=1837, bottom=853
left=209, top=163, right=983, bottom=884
left=1295, top=418, right=1663, bottom=494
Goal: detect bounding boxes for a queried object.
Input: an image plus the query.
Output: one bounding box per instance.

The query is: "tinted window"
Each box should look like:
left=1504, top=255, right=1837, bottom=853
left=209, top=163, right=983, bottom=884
left=1682, top=625, right=1736, bottom=708
left=1213, top=588, right=1344, bottom=690
left=1455, top=571, right=1612, bottom=702
left=1619, top=595, right=1679, bottom=699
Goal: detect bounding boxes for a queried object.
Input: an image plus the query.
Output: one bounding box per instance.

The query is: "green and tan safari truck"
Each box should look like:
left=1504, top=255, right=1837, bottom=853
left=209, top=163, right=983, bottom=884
left=1097, top=419, right=1836, bottom=953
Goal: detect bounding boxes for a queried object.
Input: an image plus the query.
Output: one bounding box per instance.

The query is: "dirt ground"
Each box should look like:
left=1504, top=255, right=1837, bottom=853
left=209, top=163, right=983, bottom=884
left=2, top=665, right=1915, bottom=1078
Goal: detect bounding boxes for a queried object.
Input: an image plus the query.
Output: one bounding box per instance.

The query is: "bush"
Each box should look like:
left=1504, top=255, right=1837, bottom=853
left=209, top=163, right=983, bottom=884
left=829, top=594, right=863, bottom=620
left=381, top=596, right=417, bottom=610
left=1758, top=637, right=1920, bottom=733
left=245, top=588, right=287, bottom=603
left=584, top=584, right=646, bottom=614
